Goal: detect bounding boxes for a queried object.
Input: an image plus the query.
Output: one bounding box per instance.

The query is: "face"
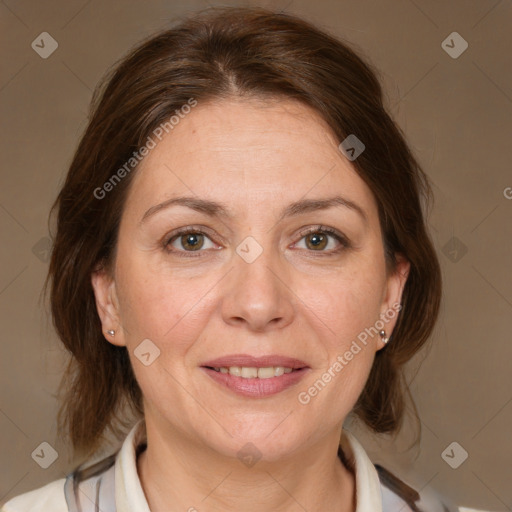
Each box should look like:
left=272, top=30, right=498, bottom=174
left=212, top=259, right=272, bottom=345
left=92, top=97, right=409, bottom=461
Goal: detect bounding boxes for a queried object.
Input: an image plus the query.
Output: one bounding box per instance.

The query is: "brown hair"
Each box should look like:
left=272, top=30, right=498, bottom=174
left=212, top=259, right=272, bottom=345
left=48, top=6, right=442, bottom=459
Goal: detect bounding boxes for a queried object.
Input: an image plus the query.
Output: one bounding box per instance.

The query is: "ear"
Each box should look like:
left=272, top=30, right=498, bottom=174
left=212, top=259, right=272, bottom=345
left=377, top=253, right=410, bottom=349
left=91, top=266, right=126, bottom=347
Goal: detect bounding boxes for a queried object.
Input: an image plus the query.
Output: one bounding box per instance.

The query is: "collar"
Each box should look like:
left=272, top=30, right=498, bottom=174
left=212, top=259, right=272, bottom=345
left=115, top=420, right=383, bottom=512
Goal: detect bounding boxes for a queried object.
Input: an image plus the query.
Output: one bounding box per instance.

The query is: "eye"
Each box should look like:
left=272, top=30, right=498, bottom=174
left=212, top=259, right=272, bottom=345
left=294, top=226, right=350, bottom=254
left=163, top=225, right=350, bottom=257
left=164, top=227, right=218, bottom=255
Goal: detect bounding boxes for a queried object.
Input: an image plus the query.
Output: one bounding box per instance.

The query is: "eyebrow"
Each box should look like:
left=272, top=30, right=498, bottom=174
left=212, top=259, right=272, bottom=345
left=140, top=195, right=368, bottom=225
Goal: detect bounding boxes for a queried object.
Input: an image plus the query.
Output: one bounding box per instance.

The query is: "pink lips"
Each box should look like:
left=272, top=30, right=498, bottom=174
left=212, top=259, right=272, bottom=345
left=200, top=354, right=310, bottom=398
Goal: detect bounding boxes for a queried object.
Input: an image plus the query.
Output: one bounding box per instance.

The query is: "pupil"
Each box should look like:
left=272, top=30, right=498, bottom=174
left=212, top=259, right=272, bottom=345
left=310, top=233, right=324, bottom=246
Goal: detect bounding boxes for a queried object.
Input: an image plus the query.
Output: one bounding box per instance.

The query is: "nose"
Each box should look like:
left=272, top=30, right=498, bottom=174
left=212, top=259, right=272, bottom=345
left=221, top=243, right=295, bottom=333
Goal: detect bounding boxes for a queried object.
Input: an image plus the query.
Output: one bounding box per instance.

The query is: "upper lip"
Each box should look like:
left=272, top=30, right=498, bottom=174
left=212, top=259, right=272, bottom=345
left=201, top=354, right=309, bottom=369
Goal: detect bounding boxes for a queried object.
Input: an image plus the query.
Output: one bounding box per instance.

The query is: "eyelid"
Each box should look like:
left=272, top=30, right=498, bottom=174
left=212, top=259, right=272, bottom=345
left=164, top=225, right=222, bottom=244
left=295, top=225, right=348, bottom=241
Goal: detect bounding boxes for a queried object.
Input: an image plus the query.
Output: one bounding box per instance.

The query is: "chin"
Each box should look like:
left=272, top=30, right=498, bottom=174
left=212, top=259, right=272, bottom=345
left=196, top=418, right=307, bottom=462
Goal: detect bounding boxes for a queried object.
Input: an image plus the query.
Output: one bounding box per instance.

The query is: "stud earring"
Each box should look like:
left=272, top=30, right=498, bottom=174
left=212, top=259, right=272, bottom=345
left=379, top=330, right=389, bottom=344
left=106, top=329, right=115, bottom=336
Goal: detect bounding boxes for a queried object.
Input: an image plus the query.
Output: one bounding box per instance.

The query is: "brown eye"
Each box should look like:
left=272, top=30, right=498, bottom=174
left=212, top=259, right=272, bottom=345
left=295, top=226, right=350, bottom=254
left=165, top=229, right=217, bottom=254
left=179, top=233, right=204, bottom=251
left=305, top=232, right=328, bottom=250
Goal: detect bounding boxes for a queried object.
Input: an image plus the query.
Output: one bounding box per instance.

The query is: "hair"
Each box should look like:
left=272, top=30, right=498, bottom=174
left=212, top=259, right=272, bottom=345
left=47, top=5, right=442, bottom=460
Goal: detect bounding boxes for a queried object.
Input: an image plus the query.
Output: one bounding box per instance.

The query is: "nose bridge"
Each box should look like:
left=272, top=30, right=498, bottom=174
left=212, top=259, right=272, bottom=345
left=221, top=234, right=294, bottom=331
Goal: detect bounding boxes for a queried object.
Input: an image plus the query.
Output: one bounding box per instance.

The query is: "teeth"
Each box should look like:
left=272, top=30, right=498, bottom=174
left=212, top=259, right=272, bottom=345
left=257, top=367, right=276, bottom=379
left=241, top=367, right=258, bottom=378
left=273, top=366, right=285, bottom=377
left=212, top=366, right=297, bottom=378
left=229, top=366, right=241, bottom=377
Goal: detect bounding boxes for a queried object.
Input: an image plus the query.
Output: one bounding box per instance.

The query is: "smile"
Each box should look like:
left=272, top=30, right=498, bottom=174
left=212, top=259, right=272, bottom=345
left=201, top=366, right=309, bottom=398
left=209, top=366, right=295, bottom=378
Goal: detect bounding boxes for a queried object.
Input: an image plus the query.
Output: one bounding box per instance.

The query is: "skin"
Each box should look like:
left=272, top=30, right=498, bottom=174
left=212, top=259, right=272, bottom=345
left=92, top=97, right=410, bottom=512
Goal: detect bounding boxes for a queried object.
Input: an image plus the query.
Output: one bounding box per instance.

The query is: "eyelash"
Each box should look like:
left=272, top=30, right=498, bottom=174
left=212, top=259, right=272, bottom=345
left=163, top=225, right=350, bottom=258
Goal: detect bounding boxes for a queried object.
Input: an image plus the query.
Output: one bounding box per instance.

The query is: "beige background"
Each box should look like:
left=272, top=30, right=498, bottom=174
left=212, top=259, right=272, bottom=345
left=1, top=0, right=511, bottom=510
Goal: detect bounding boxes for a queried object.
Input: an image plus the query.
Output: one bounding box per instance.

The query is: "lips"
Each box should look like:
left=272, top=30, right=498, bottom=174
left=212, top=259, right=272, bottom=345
left=200, top=354, right=310, bottom=398
left=201, top=354, right=309, bottom=369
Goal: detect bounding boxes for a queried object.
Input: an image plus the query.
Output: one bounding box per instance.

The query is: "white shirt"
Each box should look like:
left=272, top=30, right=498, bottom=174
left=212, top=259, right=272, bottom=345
left=2, top=420, right=454, bottom=512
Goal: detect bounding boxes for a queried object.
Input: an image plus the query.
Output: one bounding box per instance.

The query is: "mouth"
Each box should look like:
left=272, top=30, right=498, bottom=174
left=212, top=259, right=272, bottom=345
left=200, top=354, right=310, bottom=398
left=205, top=365, right=298, bottom=378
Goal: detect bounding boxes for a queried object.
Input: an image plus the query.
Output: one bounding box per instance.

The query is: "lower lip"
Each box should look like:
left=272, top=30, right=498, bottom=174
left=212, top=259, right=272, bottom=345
left=201, top=367, right=310, bottom=398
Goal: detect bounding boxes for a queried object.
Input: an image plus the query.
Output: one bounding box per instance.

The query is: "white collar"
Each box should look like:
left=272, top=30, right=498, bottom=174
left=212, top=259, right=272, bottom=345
left=115, top=420, right=383, bottom=512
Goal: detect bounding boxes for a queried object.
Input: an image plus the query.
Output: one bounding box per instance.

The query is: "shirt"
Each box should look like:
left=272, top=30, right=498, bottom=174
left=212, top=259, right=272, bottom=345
left=2, top=420, right=454, bottom=512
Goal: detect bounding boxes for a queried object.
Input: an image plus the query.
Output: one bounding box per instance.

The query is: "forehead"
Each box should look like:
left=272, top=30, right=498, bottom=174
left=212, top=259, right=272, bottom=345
left=124, top=97, right=378, bottom=224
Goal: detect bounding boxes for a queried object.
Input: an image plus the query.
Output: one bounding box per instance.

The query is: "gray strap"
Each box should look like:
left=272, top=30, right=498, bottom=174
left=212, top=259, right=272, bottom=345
left=64, top=454, right=117, bottom=512
left=64, top=472, right=81, bottom=512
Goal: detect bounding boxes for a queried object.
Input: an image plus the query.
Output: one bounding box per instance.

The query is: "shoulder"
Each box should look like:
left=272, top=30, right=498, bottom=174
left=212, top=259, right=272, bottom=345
left=340, top=428, right=457, bottom=512
left=2, top=453, right=117, bottom=512
left=1, top=477, right=67, bottom=512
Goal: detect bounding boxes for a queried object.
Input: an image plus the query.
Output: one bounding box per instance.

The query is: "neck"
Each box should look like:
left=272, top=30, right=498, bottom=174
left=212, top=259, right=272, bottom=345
left=136, top=419, right=356, bottom=512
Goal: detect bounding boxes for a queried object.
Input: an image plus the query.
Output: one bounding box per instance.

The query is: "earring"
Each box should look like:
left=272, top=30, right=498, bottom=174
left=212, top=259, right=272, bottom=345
left=106, top=329, right=115, bottom=336
left=379, top=330, right=390, bottom=344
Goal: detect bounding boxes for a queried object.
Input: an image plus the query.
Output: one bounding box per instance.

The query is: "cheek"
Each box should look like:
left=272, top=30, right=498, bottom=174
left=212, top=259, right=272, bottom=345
left=292, top=258, right=385, bottom=412
left=299, top=261, right=386, bottom=350
left=115, top=251, right=213, bottom=350
left=296, top=281, right=378, bottom=425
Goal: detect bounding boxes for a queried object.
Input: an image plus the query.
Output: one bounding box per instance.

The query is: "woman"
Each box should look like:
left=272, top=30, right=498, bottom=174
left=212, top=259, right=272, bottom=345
left=2, top=6, right=452, bottom=511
